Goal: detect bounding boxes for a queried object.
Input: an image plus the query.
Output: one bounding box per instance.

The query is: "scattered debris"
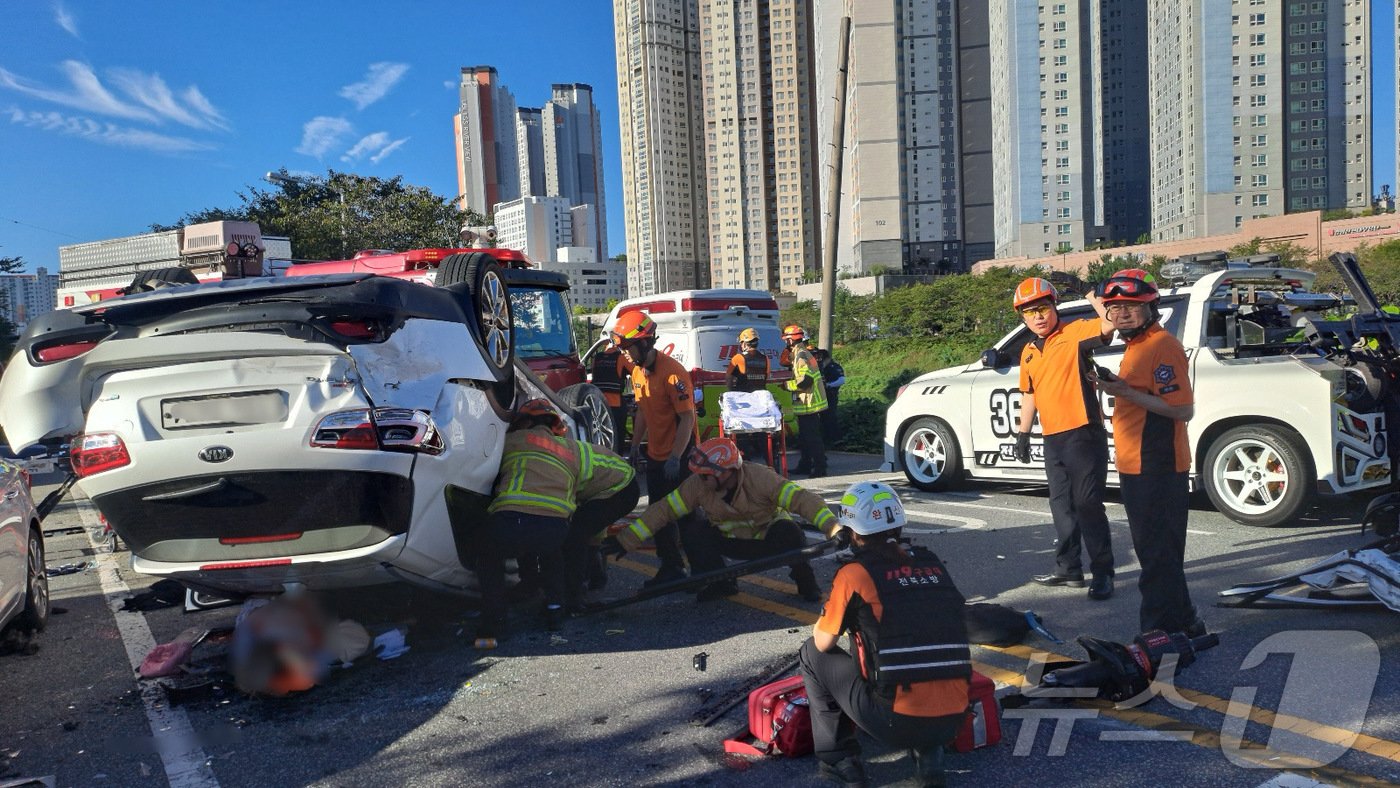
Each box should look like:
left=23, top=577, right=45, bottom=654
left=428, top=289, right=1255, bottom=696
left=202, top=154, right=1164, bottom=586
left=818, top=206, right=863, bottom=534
left=139, top=627, right=218, bottom=679
left=121, top=580, right=186, bottom=612
left=591, top=716, right=608, bottom=725
left=605, top=629, right=625, bottom=635
left=0, top=777, right=57, bottom=788
left=44, top=561, right=90, bottom=577
left=371, top=628, right=410, bottom=660
left=41, top=526, right=86, bottom=537
left=692, top=652, right=708, bottom=672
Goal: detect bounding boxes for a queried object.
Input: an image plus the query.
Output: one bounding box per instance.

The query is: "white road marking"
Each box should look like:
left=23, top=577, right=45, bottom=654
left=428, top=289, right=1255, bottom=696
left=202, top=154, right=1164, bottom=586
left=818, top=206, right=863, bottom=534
left=902, top=510, right=987, bottom=533
left=1187, top=529, right=1215, bottom=535
left=75, top=498, right=221, bottom=788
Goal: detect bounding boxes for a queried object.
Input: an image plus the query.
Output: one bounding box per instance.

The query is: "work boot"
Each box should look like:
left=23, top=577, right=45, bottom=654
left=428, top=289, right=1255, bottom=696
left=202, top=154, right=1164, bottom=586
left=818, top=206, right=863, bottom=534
left=818, top=756, right=868, bottom=787
left=473, top=615, right=507, bottom=649
left=642, top=564, right=688, bottom=589
left=1032, top=571, right=1086, bottom=588
left=695, top=579, right=739, bottom=602
left=586, top=548, right=609, bottom=591
left=1182, top=617, right=1208, bottom=638
left=542, top=604, right=566, bottom=632
left=1087, top=574, right=1114, bottom=600
left=911, top=746, right=947, bottom=788
left=791, top=566, right=823, bottom=602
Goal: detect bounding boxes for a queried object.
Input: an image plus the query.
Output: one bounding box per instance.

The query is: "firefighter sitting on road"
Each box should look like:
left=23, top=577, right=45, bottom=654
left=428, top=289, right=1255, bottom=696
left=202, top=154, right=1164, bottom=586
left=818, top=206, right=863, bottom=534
left=726, top=327, right=772, bottom=463
left=799, top=481, right=971, bottom=788
left=783, top=325, right=829, bottom=477
left=479, top=399, right=586, bottom=641
left=603, top=437, right=837, bottom=602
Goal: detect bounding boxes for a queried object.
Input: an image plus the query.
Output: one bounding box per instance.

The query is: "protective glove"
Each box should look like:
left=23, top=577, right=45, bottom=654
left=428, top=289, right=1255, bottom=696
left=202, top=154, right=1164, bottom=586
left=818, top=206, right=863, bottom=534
left=599, top=535, right=627, bottom=560
left=628, top=443, right=641, bottom=464
left=663, top=456, right=681, bottom=482
left=1014, top=432, right=1032, bottom=464
left=834, top=528, right=852, bottom=550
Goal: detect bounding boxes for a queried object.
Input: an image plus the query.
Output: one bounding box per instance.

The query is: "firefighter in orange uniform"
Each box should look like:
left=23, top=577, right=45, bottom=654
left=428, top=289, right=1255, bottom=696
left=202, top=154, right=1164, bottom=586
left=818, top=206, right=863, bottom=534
left=800, top=481, right=971, bottom=787
left=1092, top=270, right=1206, bottom=638
left=1013, top=277, right=1117, bottom=600
left=612, top=311, right=697, bottom=585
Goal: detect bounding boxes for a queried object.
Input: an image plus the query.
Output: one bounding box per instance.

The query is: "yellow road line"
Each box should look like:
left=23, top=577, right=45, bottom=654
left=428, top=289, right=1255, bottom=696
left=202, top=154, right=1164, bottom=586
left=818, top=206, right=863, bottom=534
left=610, top=558, right=1400, bottom=774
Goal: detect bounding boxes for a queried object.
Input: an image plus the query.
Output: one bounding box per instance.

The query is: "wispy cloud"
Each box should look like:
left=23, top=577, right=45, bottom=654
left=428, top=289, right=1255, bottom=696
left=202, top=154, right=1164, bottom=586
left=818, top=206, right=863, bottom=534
left=7, top=106, right=212, bottom=153
left=53, top=2, right=79, bottom=38
left=341, top=131, right=409, bottom=164
left=297, top=116, right=354, bottom=157
left=338, top=62, right=410, bottom=110
left=0, top=61, right=226, bottom=129
left=443, top=80, right=455, bottom=90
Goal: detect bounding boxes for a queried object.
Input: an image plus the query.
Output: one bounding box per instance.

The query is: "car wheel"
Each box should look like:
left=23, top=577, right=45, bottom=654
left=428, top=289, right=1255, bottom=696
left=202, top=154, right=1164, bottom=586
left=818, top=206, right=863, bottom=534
left=14, top=525, right=49, bottom=633
left=900, top=417, right=963, bottom=492
left=559, top=383, right=616, bottom=448
left=126, top=267, right=199, bottom=293
left=437, top=252, right=515, bottom=384
left=1204, top=424, right=1312, bottom=527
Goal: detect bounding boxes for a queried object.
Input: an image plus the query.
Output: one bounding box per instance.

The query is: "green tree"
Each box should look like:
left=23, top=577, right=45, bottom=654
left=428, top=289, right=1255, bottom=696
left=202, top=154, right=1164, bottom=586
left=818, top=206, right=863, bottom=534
left=155, top=170, right=487, bottom=261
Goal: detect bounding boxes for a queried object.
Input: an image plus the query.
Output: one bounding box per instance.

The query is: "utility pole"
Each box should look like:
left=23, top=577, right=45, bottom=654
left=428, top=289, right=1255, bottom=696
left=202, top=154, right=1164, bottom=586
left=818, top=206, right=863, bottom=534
left=818, top=14, right=851, bottom=351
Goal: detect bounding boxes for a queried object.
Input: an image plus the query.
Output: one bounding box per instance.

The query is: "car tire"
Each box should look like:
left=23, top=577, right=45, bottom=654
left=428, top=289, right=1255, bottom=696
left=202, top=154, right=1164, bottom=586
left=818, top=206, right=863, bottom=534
left=437, top=253, right=515, bottom=385
left=559, top=383, right=616, bottom=448
left=126, top=267, right=199, bottom=293
left=900, top=417, right=963, bottom=492
left=1203, top=424, right=1313, bottom=527
left=13, top=524, right=49, bottom=633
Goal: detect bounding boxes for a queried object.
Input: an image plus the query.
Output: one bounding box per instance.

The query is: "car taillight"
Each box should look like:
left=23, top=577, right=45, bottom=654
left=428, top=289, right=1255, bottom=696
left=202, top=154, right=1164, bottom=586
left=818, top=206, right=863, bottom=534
left=897, top=384, right=910, bottom=399
left=19, top=469, right=30, bottom=489
left=35, top=340, right=101, bottom=363
left=329, top=320, right=380, bottom=340
left=71, top=432, right=131, bottom=477
left=310, top=408, right=444, bottom=454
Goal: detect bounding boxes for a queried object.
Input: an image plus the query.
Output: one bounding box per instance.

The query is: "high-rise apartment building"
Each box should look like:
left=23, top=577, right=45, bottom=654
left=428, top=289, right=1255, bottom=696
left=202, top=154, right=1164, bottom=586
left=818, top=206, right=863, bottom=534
left=699, top=0, right=819, bottom=292
left=454, top=66, right=520, bottom=217
left=494, top=196, right=575, bottom=264
left=814, top=0, right=995, bottom=274
left=990, top=0, right=1151, bottom=259
left=0, top=267, right=59, bottom=330
left=542, top=84, right=609, bottom=265
left=516, top=107, right=547, bottom=198
left=613, top=0, right=710, bottom=296
left=1149, top=0, right=1371, bottom=242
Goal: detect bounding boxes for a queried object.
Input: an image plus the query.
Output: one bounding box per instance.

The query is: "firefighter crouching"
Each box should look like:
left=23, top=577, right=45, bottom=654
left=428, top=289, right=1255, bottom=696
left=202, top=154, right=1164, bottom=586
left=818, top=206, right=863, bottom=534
left=565, top=439, right=641, bottom=607
left=726, top=327, right=772, bottom=463
left=604, top=437, right=836, bottom=602
left=783, top=325, right=828, bottom=477
left=800, top=481, right=971, bottom=788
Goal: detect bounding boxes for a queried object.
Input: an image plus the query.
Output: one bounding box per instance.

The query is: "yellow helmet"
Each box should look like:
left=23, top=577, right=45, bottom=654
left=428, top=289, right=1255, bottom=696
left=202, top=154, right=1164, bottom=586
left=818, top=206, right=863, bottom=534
left=738, top=328, right=759, bottom=344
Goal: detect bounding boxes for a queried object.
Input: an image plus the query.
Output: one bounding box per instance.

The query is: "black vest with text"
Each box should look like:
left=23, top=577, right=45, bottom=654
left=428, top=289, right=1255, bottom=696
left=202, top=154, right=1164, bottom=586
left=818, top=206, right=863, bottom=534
left=848, top=546, right=972, bottom=702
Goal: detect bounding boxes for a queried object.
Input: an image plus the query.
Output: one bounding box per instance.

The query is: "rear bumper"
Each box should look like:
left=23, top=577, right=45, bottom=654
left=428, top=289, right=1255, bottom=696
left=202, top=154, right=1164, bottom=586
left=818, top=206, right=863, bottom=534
left=133, top=534, right=407, bottom=595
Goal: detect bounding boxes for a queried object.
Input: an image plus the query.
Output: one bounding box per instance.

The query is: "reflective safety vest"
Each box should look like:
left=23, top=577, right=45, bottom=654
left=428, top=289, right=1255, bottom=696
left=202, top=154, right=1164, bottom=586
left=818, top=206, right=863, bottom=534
left=728, top=350, right=769, bottom=393
left=849, top=546, right=971, bottom=702
left=576, top=441, right=635, bottom=502
left=488, top=426, right=583, bottom=518
left=785, top=347, right=828, bottom=415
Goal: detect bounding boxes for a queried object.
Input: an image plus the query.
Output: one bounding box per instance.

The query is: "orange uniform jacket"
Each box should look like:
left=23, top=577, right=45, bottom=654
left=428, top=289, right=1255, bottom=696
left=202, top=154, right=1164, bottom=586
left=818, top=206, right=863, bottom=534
left=631, top=352, right=696, bottom=462
left=1111, top=324, right=1193, bottom=475
left=1019, top=318, right=1107, bottom=436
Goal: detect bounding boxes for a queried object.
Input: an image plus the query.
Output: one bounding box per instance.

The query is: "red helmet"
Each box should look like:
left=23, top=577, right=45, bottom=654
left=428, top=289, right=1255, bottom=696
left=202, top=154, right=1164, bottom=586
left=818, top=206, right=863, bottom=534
left=689, top=437, right=743, bottom=476
left=611, top=312, right=657, bottom=348
left=512, top=398, right=566, bottom=435
left=1098, top=273, right=1159, bottom=304
left=1013, top=277, right=1057, bottom=310
left=782, top=325, right=807, bottom=342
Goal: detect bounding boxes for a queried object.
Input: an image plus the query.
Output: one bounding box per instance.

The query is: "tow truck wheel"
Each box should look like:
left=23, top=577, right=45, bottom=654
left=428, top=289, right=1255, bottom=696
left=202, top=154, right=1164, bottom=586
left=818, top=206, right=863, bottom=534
left=900, top=417, right=963, bottom=492
left=560, top=383, right=616, bottom=449
left=438, top=253, right=515, bottom=384
left=1204, top=424, right=1312, bottom=527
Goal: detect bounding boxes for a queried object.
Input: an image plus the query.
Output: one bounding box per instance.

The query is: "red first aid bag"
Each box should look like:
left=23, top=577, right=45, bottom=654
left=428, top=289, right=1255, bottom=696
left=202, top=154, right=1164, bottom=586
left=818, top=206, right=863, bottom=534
left=952, top=670, right=1002, bottom=753
left=723, top=674, right=814, bottom=758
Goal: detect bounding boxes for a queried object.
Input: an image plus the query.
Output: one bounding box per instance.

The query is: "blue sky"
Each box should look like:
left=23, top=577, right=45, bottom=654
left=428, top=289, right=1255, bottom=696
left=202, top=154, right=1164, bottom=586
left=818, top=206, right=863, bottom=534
left=0, top=2, right=1395, bottom=275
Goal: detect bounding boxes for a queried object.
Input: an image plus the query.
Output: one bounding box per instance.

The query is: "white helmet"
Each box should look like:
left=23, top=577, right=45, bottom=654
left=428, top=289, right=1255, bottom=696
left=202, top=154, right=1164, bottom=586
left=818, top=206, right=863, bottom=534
left=838, top=481, right=907, bottom=535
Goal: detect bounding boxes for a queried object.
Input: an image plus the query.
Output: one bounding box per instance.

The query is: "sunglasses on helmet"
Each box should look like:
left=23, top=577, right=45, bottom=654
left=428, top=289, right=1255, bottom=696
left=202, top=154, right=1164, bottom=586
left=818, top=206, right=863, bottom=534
left=1096, top=277, right=1156, bottom=299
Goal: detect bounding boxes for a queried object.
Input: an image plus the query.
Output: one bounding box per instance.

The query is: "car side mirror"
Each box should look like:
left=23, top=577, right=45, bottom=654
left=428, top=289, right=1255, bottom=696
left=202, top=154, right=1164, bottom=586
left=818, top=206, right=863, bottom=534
left=981, top=348, right=1002, bottom=368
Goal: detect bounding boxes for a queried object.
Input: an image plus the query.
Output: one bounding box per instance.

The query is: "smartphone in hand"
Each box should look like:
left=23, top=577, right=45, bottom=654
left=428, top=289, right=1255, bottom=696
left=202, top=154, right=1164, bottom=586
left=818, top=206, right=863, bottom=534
left=1093, top=364, right=1118, bottom=382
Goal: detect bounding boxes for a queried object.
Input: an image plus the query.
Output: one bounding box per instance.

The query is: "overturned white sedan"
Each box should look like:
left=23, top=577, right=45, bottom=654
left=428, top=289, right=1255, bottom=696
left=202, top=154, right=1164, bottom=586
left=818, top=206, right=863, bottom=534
left=0, top=265, right=571, bottom=597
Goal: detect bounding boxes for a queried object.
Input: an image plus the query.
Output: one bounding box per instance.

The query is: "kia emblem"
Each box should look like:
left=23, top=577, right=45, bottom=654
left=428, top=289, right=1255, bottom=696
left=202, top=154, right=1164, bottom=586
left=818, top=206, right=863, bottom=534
left=199, top=446, right=234, bottom=463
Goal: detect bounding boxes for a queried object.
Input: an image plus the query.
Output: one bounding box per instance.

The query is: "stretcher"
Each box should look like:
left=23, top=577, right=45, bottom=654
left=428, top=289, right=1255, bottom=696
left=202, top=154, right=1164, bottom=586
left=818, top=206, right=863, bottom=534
left=718, top=390, right=787, bottom=475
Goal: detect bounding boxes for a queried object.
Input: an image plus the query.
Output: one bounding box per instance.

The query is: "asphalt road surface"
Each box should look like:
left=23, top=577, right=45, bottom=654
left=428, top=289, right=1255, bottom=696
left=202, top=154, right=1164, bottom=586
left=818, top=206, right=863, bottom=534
left=2, top=455, right=1397, bottom=788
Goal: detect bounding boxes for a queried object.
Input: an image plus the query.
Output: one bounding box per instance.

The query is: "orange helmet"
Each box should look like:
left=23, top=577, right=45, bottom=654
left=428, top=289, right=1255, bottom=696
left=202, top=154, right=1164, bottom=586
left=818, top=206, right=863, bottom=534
left=1112, top=268, right=1155, bottom=284
left=782, top=325, right=807, bottom=342
left=689, top=437, right=743, bottom=476
left=611, top=312, right=657, bottom=348
left=512, top=398, right=566, bottom=435
left=1098, top=271, right=1159, bottom=303
left=1013, top=277, right=1057, bottom=310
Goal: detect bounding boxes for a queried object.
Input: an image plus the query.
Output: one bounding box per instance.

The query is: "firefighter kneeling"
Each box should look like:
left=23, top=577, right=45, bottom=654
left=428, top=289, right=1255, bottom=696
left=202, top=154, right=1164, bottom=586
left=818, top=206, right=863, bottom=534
left=800, top=481, right=971, bottom=788
left=604, top=437, right=836, bottom=602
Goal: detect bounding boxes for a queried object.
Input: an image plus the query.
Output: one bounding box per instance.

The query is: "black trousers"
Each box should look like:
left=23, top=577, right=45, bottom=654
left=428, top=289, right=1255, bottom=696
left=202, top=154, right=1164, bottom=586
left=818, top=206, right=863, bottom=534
left=1042, top=424, right=1113, bottom=577
left=479, top=511, right=569, bottom=621
left=608, top=405, right=629, bottom=453
left=644, top=452, right=694, bottom=572
left=680, top=517, right=817, bottom=587
left=562, top=477, right=641, bottom=603
left=821, top=387, right=841, bottom=444
left=1121, top=471, right=1197, bottom=632
left=798, top=639, right=964, bottom=765
left=795, top=413, right=827, bottom=474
